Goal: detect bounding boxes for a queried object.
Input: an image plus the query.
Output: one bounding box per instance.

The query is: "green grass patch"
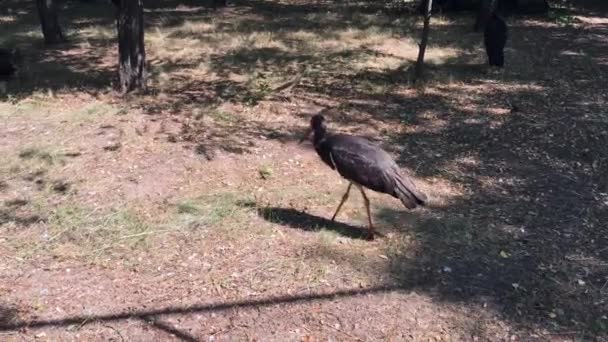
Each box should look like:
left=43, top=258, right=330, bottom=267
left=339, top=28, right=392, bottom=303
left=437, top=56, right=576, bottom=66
left=10, top=204, right=159, bottom=261
left=18, top=147, right=63, bottom=166
left=173, top=192, right=250, bottom=234
left=258, top=165, right=273, bottom=180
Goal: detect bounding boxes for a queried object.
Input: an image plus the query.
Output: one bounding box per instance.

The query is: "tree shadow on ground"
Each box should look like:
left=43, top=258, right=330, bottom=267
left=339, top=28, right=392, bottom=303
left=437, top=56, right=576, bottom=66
left=0, top=286, right=397, bottom=337
left=319, top=10, right=607, bottom=338
left=233, top=2, right=606, bottom=336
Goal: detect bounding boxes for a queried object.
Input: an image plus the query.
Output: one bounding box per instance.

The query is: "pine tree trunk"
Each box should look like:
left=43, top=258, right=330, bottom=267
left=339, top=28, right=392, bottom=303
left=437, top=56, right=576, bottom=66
left=414, top=0, right=433, bottom=83
left=36, top=0, right=66, bottom=44
left=116, top=0, right=147, bottom=94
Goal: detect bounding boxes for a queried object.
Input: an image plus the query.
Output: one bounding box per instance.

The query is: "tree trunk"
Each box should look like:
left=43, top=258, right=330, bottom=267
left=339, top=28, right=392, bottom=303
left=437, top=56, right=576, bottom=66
left=116, top=0, right=147, bottom=94
left=414, top=0, right=433, bottom=83
left=36, top=0, right=66, bottom=44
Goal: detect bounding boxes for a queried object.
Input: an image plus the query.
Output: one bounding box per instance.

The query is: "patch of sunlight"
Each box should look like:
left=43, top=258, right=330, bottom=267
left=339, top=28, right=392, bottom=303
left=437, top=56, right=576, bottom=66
left=249, top=31, right=289, bottom=51
left=148, top=38, right=208, bottom=63
left=310, top=28, right=395, bottom=52
left=425, top=46, right=461, bottom=64
left=0, top=103, right=19, bottom=119
left=430, top=15, right=458, bottom=26
left=146, top=5, right=205, bottom=13
left=218, top=34, right=249, bottom=52
left=4, top=97, right=121, bottom=125
left=288, top=30, right=319, bottom=42
left=65, top=101, right=122, bottom=123
left=314, top=38, right=350, bottom=51
left=35, top=205, right=157, bottom=260
left=597, top=193, right=608, bottom=208
left=154, top=71, right=173, bottom=90
left=476, top=175, right=523, bottom=194
left=79, top=25, right=115, bottom=40
left=454, top=155, right=480, bottom=167
left=14, top=90, right=57, bottom=108
left=0, top=15, right=17, bottom=23
left=561, top=50, right=587, bottom=57
left=415, top=117, right=449, bottom=134
left=170, top=192, right=255, bottom=239
left=497, top=224, right=527, bottom=237
left=355, top=55, right=403, bottom=70
left=372, top=37, right=423, bottom=60
left=4, top=29, right=43, bottom=45
left=574, top=16, right=608, bottom=25
left=318, top=229, right=340, bottom=246
left=179, top=19, right=217, bottom=34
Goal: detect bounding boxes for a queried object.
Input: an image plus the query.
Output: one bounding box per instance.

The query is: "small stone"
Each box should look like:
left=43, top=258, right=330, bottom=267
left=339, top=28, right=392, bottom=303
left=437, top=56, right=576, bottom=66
left=52, top=180, right=70, bottom=193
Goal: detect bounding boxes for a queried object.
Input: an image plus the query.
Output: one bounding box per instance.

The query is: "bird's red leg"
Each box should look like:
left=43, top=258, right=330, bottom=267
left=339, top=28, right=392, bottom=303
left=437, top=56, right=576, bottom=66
left=331, top=182, right=352, bottom=221
left=358, top=186, right=374, bottom=240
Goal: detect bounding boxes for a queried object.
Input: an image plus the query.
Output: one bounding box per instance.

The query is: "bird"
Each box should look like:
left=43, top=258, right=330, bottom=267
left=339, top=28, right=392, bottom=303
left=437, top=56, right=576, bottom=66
left=299, top=114, right=427, bottom=240
left=0, top=48, right=18, bottom=94
left=484, top=12, right=508, bottom=67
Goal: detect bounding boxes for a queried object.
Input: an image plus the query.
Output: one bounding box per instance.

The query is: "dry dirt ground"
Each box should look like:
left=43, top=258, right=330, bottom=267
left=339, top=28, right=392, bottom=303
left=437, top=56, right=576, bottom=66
left=1, top=0, right=607, bottom=340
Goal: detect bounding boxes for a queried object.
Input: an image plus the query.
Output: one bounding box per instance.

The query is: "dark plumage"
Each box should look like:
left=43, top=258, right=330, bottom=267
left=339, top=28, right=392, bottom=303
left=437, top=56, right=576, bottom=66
left=0, top=49, right=17, bottom=81
left=484, top=13, right=508, bottom=67
left=300, top=114, right=427, bottom=240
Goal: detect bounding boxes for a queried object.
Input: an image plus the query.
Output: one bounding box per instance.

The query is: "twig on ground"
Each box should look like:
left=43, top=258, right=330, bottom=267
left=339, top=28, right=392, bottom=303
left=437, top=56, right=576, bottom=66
left=102, top=324, right=125, bottom=342
left=272, top=68, right=307, bottom=94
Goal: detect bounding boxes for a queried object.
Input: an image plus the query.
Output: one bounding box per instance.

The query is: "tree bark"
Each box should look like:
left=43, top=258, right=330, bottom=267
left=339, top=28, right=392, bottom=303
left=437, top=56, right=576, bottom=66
left=116, top=0, right=147, bottom=94
left=36, top=0, right=66, bottom=44
left=414, top=0, right=433, bottom=83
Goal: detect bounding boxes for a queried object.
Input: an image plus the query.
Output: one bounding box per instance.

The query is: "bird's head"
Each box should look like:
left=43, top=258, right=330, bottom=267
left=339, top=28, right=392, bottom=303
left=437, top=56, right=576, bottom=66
left=299, top=114, right=326, bottom=144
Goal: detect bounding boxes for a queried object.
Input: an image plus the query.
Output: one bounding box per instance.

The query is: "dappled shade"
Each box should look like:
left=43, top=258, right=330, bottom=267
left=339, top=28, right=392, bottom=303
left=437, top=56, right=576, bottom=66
left=0, top=0, right=606, bottom=339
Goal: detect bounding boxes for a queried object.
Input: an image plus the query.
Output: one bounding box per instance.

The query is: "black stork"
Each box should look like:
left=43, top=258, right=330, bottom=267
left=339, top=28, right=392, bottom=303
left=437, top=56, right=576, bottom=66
left=299, top=114, right=427, bottom=240
left=0, top=48, right=18, bottom=94
left=484, top=12, right=508, bottom=67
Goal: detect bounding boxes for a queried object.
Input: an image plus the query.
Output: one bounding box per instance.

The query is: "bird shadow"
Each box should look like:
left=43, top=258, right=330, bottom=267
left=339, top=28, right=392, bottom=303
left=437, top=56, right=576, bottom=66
left=238, top=201, right=371, bottom=240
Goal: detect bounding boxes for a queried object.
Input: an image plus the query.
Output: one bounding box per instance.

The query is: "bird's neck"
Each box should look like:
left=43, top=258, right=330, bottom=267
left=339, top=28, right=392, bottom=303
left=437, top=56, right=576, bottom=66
left=312, top=126, right=328, bottom=147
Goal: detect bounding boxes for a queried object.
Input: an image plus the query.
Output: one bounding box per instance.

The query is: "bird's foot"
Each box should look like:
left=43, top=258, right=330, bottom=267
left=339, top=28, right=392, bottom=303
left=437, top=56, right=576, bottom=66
left=365, top=231, right=375, bottom=241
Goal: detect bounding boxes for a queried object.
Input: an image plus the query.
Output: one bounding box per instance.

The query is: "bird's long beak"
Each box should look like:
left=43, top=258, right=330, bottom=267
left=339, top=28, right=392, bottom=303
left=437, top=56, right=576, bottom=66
left=298, top=127, right=312, bottom=144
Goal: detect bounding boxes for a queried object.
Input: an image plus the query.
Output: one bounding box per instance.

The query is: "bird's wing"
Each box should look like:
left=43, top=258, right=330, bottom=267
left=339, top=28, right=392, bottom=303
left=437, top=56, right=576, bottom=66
left=326, top=136, right=396, bottom=194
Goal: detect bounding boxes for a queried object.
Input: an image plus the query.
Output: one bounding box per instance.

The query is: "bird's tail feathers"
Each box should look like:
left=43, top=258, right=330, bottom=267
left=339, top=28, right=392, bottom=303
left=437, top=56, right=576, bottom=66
left=394, top=172, right=427, bottom=209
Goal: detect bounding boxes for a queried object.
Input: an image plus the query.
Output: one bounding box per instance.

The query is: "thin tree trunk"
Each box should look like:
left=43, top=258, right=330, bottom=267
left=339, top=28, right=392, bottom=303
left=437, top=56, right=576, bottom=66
left=116, top=0, right=147, bottom=94
left=414, top=0, right=433, bottom=83
left=36, top=0, right=66, bottom=44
